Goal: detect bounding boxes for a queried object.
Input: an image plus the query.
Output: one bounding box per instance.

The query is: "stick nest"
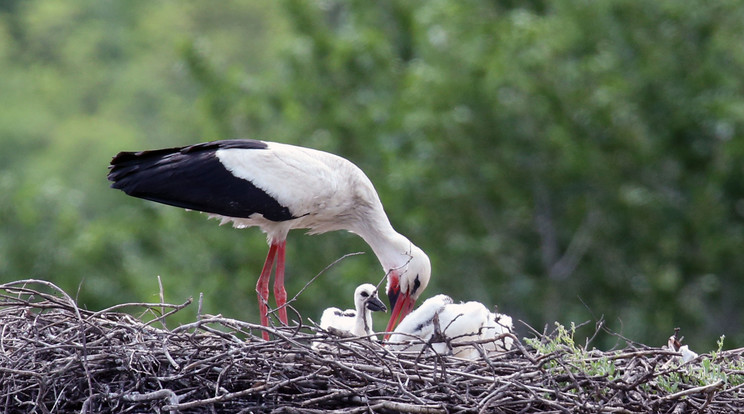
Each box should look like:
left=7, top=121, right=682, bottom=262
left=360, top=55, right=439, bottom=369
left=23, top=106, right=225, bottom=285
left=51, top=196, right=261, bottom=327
left=1, top=279, right=743, bottom=413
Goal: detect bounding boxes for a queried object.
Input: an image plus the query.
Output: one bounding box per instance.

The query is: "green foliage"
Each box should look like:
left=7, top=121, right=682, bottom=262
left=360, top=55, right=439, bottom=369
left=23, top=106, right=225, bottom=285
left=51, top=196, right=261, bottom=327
left=0, top=0, right=289, bottom=323
left=526, top=322, right=619, bottom=380
left=655, top=335, right=744, bottom=393
left=1, top=0, right=743, bottom=349
left=243, top=0, right=744, bottom=349
left=528, top=323, right=744, bottom=395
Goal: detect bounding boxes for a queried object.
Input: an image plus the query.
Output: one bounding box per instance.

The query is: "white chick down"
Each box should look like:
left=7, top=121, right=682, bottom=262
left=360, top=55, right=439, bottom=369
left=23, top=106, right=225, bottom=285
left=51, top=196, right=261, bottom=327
left=387, top=294, right=514, bottom=360
left=666, top=335, right=699, bottom=363
left=314, top=283, right=387, bottom=348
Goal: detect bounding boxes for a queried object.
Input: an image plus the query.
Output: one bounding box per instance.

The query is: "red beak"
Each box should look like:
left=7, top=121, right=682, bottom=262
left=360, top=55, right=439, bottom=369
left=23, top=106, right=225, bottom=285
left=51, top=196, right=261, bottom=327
left=384, top=292, right=416, bottom=339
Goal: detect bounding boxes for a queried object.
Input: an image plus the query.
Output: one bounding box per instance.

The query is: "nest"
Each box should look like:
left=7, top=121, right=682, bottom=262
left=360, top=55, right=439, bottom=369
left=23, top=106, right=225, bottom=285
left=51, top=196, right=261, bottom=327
left=1, top=279, right=743, bottom=413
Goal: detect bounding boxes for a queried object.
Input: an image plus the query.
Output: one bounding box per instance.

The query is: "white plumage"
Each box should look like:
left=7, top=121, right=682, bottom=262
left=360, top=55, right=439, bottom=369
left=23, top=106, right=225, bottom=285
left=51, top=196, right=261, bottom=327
left=388, top=294, right=514, bottom=360
left=388, top=294, right=453, bottom=345
left=318, top=283, right=387, bottom=337
left=666, top=335, right=698, bottom=363
left=481, top=310, right=515, bottom=354
left=108, top=139, right=431, bottom=340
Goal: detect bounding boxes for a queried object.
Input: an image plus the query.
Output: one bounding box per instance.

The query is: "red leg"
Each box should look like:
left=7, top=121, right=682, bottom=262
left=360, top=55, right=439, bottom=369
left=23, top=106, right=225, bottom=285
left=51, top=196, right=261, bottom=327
left=256, top=243, right=278, bottom=340
left=273, top=240, right=288, bottom=325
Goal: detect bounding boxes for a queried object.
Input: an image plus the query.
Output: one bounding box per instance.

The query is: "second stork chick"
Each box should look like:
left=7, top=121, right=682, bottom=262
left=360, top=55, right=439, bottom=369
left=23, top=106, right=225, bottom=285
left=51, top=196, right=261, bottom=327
left=319, top=283, right=387, bottom=338
left=388, top=294, right=514, bottom=359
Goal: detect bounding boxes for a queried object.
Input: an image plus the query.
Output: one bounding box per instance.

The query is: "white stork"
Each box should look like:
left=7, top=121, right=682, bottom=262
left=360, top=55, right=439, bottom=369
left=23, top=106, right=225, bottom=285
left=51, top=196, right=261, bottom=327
left=388, top=294, right=514, bottom=360
left=318, top=283, right=387, bottom=338
left=107, top=139, right=431, bottom=339
left=666, top=333, right=698, bottom=363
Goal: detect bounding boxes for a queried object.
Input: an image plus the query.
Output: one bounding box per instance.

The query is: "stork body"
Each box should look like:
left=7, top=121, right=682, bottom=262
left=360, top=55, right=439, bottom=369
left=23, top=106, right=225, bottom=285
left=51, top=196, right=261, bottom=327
left=388, top=294, right=514, bottom=360
left=666, top=335, right=699, bottom=363
left=108, top=139, right=430, bottom=339
left=319, top=283, right=387, bottom=337
left=388, top=294, right=453, bottom=346
left=481, top=310, right=514, bottom=353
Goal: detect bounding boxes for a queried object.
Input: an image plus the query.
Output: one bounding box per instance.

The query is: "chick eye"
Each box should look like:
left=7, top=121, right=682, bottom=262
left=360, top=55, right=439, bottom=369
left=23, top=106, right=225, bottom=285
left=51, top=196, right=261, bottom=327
left=360, top=291, right=369, bottom=298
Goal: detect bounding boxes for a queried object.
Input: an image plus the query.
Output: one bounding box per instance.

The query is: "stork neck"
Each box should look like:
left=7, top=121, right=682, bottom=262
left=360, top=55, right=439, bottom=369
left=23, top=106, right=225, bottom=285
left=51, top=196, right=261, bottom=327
left=358, top=225, right=416, bottom=274
left=354, top=298, right=372, bottom=336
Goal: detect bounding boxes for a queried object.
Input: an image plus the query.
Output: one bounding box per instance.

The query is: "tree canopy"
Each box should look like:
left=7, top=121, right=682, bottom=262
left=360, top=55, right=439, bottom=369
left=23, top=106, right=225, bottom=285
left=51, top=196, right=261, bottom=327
left=1, top=0, right=743, bottom=351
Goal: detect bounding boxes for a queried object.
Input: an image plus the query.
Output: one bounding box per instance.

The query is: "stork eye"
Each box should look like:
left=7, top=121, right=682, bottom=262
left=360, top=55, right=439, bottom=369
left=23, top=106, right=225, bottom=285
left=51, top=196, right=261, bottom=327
left=412, top=275, right=421, bottom=293
left=360, top=291, right=369, bottom=298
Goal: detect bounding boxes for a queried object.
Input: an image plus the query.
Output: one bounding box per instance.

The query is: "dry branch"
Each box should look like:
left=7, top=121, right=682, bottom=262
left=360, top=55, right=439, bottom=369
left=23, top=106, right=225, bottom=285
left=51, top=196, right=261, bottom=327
left=0, top=279, right=742, bottom=413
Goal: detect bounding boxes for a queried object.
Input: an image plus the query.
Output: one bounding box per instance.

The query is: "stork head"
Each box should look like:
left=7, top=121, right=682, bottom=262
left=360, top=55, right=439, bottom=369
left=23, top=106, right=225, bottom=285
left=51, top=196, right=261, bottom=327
left=354, top=283, right=387, bottom=313
left=384, top=243, right=431, bottom=335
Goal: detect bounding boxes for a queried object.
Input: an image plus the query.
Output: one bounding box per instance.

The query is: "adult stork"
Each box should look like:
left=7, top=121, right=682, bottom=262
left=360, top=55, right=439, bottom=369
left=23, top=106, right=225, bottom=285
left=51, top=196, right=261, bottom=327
left=107, top=139, right=430, bottom=339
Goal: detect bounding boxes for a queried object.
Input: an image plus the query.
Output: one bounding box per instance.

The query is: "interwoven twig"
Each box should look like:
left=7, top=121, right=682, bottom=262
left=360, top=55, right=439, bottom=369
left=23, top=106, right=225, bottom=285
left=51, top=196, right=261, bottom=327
left=0, top=279, right=742, bottom=413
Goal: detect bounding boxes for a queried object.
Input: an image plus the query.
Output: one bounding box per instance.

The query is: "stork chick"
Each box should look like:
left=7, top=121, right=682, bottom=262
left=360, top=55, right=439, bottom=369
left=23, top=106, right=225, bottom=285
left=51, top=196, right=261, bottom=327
left=388, top=294, right=514, bottom=360
left=319, top=283, right=387, bottom=337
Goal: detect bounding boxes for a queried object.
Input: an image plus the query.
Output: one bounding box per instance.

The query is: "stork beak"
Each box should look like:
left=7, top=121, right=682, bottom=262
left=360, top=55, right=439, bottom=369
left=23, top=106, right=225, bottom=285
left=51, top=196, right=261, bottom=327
left=366, top=296, right=387, bottom=312
left=384, top=290, right=416, bottom=338
left=387, top=287, right=400, bottom=315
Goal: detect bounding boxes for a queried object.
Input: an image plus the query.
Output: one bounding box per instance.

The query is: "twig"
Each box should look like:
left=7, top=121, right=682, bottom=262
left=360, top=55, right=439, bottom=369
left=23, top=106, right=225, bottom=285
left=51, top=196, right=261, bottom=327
left=1, top=279, right=742, bottom=413
left=157, top=275, right=167, bottom=330
left=272, top=251, right=365, bottom=319
left=658, top=380, right=724, bottom=401
left=372, top=401, right=446, bottom=413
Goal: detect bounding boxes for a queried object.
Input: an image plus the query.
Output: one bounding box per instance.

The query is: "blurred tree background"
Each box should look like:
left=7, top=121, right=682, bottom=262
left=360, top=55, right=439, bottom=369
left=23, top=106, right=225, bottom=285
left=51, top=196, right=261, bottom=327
left=1, top=0, right=743, bottom=351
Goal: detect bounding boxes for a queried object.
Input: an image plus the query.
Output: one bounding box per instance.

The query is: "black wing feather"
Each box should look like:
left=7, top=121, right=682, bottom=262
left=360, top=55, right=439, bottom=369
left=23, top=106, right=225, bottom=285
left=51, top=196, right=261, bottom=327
left=107, top=139, right=294, bottom=221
